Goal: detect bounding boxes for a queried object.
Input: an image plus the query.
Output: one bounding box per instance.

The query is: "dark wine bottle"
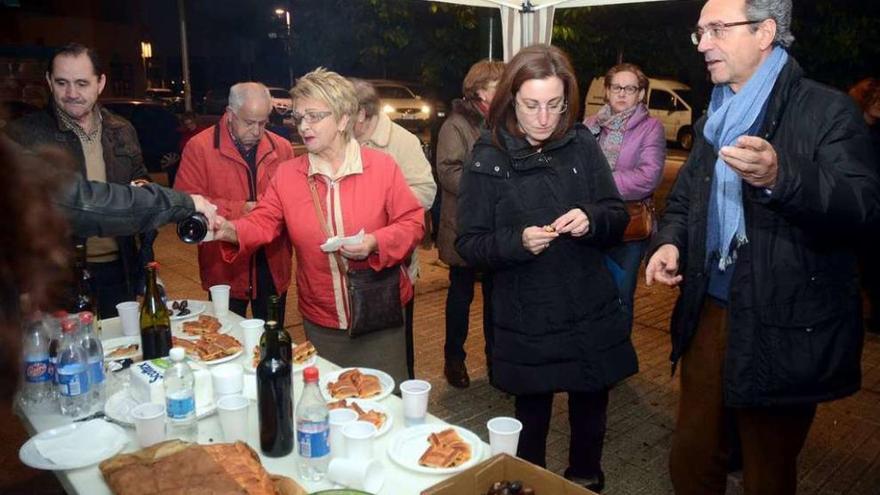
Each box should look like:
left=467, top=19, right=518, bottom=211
left=177, top=213, right=210, bottom=244
left=260, top=296, right=291, bottom=362
left=140, top=262, right=172, bottom=359
left=257, top=316, right=294, bottom=456
left=68, top=244, right=98, bottom=318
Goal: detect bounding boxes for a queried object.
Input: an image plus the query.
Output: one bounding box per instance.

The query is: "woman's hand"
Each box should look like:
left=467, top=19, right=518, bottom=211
left=552, top=208, right=590, bottom=237
left=212, top=217, right=239, bottom=244
left=522, top=226, right=559, bottom=255
left=340, top=233, right=378, bottom=260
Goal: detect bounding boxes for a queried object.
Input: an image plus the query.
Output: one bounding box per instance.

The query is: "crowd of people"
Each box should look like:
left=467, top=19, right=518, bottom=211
left=2, top=0, right=879, bottom=494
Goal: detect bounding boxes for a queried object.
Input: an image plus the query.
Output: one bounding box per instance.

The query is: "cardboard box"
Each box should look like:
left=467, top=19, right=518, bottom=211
left=422, top=454, right=597, bottom=495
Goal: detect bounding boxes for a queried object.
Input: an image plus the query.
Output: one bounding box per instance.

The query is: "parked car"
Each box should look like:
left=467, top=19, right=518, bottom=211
left=584, top=77, right=696, bottom=150
left=200, top=89, right=229, bottom=116
left=101, top=99, right=180, bottom=173
left=367, top=80, right=432, bottom=131
left=267, top=87, right=292, bottom=116
left=145, top=88, right=184, bottom=112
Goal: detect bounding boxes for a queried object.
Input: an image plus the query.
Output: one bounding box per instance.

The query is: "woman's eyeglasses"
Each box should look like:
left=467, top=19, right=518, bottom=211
left=514, top=99, right=568, bottom=115
left=607, top=84, right=640, bottom=96
left=291, top=111, right=333, bottom=126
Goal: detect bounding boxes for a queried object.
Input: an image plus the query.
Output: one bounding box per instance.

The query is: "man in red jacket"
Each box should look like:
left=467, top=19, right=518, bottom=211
left=175, top=82, right=294, bottom=322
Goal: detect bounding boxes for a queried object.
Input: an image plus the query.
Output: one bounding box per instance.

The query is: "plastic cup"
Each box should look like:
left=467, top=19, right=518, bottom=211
left=211, top=362, right=244, bottom=398
left=487, top=416, right=523, bottom=456
left=130, top=402, right=166, bottom=447
left=116, top=301, right=140, bottom=337
left=209, top=284, right=230, bottom=317
left=342, top=420, right=377, bottom=460
left=240, top=319, right=265, bottom=362
left=327, top=457, right=384, bottom=492
left=400, top=379, right=431, bottom=426
left=328, top=408, right=359, bottom=459
left=216, top=394, right=249, bottom=442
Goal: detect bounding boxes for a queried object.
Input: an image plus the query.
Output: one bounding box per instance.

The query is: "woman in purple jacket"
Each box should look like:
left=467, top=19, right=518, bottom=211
left=584, top=63, right=665, bottom=315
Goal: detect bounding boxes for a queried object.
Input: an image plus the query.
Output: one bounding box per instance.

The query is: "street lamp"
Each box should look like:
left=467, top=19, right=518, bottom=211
left=140, top=41, right=152, bottom=90
left=275, top=8, right=293, bottom=88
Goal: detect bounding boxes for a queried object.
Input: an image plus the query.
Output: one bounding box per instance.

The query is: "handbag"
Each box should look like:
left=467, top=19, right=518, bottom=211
left=307, top=177, right=404, bottom=337
left=622, top=198, right=655, bottom=242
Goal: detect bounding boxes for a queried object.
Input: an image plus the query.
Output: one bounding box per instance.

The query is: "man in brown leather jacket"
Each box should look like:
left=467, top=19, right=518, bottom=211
left=6, top=43, right=150, bottom=318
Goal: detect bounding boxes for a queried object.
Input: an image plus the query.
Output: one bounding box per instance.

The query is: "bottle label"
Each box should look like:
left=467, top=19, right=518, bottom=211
left=296, top=420, right=330, bottom=458
left=57, top=364, right=89, bottom=397
left=88, top=360, right=105, bottom=386
left=24, top=359, right=51, bottom=383
left=167, top=394, right=195, bottom=419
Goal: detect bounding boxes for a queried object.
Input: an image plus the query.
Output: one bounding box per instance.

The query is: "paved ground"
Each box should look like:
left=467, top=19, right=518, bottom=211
left=4, top=149, right=879, bottom=494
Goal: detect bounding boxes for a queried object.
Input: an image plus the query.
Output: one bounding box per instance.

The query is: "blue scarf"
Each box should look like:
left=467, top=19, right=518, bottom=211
left=704, top=46, right=788, bottom=270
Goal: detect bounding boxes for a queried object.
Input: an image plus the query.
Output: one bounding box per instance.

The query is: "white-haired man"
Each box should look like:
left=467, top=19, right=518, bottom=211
left=175, top=82, right=294, bottom=322
left=645, top=0, right=879, bottom=493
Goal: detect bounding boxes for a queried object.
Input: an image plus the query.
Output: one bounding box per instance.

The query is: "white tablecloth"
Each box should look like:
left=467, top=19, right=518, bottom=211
left=17, top=303, right=487, bottom=495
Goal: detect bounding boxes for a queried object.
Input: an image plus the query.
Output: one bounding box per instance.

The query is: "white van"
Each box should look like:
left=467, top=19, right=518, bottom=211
left=584, top=77, right=695, bottom=150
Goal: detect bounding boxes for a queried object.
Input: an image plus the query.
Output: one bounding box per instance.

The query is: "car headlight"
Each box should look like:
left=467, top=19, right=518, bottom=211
left=382, top=104, right=395, bottom=114
left=421, top=105, right=431, bottom=115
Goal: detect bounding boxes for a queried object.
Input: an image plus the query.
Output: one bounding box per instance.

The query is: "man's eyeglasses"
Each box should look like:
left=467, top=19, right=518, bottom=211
left=515, top=99, right=568, bottom=116
left=690, top=19, right=764, bottom=45
left=231, top=112, right=268, bottom=130
left=607, top=84, right=641, bottom=96
left=291, top=110, right=333, bottom=126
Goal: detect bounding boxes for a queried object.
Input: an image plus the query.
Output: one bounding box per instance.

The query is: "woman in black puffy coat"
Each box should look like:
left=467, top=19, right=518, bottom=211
left=455, top=44, right=636, bottom=492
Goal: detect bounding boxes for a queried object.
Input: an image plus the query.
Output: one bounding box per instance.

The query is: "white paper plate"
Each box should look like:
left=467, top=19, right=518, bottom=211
left=192, top=349, right=243, bottom=366
left=339, top=399, right=393, bottom=437
left=243, top=342, right=317, bottom=374
left=166, top=300, right=205, bottom=321
left=104, top=389, right=216, bottom=426
left=386, top=424, right=484, bottom=475
left=320, top=367, right=395, bottom=402
left=103, top=336, right=142, bottom=361
left=19, top=421, right=127, bottom=470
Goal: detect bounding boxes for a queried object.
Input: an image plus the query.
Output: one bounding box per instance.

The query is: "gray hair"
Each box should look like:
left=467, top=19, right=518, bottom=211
left=745, top=0, right=795, bottom=48
left=227, top=82, right=272, bottom=113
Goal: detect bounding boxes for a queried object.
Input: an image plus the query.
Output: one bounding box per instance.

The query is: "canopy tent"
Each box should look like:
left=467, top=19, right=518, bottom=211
left=426, top=0, right=668, bottom=61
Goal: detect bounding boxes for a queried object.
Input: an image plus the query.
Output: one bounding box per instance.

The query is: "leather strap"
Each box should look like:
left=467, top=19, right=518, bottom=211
left=307, top=176, right=348, bottom=270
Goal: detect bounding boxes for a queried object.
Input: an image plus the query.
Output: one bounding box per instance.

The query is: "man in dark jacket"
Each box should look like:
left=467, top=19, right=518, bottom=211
left=645, top=1, right=880, bottom=494
left=6, top=42, right=152, bottom=318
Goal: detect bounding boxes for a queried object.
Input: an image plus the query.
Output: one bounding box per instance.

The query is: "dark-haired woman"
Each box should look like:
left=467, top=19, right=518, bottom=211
left=455, top=45, right=636, bottom=492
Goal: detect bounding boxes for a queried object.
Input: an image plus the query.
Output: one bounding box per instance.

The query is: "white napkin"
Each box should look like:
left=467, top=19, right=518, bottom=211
left=33, top=419, right=119, bottom=466
left=320, top=229, right=365, bottom=253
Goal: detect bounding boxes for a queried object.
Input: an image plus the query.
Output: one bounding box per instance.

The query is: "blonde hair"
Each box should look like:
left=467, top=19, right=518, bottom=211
left=290, top=67, right=358, bottom=141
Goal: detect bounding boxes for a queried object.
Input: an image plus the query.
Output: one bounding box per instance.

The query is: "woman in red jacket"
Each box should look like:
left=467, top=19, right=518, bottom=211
left=214, top=68, right=424, bottom=386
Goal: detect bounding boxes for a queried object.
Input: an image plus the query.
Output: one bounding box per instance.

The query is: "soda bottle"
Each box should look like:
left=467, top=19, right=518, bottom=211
left=19, top=317, right=54, bottom=411
left=165, top=347, right=198, bottom=442
left=78, top=312, right=105, bottom=404
left=140, top=262, right=172, bottom=359
left=56, top=316, right=91, bottom=417
left=257, top=318, right=293, bottom=457
left=296, top=366, right=329, bottom=481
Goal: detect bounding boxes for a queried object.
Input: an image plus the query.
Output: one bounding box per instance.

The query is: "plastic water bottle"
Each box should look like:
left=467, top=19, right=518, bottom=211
left=296, top=366, right=330, bottom=481
left=56, top=316, right=91, bottom=417
left=165, top=347, right=198, bottom=442
left=78, top=312, right=105, bottom=404
left=19, top=317, right=54, bottom=411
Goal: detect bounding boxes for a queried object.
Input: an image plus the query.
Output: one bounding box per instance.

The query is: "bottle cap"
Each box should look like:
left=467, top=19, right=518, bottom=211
left=78, top=311, right=94, bottom=325
left=146, top=261, right=160, bottom=270
left=60, top=318, right=78, bottom=334
left=169, top=347, right=186, bottom=362
left=303, top=366, right=319, bottom=383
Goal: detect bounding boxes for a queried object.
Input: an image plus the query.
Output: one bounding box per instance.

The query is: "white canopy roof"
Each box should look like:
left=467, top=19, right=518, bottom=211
left=425, top=0, right=669, bottom=60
